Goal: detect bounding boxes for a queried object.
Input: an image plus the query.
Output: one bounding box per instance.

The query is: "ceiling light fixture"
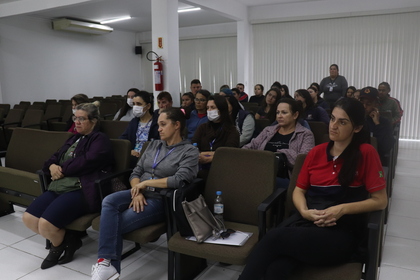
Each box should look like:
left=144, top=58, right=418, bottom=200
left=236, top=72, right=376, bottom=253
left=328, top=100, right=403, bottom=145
left=100, top=16, right=132, bottom=24
left=178, top=7, right=201, bottom=13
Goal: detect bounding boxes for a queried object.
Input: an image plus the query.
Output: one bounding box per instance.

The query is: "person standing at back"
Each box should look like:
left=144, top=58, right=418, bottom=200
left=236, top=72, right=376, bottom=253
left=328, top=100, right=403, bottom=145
left=320, top=64, right=348, bottom=109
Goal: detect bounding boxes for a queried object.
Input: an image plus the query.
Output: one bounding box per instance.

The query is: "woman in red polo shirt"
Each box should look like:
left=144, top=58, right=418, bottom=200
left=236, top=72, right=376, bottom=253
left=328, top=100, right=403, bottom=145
left=239, top=97, right=388, bottom=280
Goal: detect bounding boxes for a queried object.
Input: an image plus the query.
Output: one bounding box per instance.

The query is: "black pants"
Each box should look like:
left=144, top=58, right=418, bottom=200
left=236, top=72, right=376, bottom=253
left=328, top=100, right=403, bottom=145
left=238, top=223, right=358, bottom=280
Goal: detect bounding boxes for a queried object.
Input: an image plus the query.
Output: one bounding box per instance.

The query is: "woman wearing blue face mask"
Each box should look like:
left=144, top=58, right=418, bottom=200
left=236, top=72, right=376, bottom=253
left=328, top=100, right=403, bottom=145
left=191, top=94, right=239, bottom=176
left=113, top=88, right=138, bottom=121
left=119, top=90, right=154, bottom=167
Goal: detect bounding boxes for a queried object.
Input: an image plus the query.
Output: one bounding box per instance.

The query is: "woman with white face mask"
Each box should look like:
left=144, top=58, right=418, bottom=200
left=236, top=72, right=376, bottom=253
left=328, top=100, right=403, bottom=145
left=113, top=88, right=138, bottom=121
left=119, top=91, right=154, bottom=167
left=66, top=93, right=89, bottom=134
left=191, top=94, right=240, bottom=178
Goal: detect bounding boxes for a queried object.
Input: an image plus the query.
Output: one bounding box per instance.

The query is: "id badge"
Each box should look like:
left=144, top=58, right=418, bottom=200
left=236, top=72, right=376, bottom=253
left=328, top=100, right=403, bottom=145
left=329, top=86, right=333, bottom=92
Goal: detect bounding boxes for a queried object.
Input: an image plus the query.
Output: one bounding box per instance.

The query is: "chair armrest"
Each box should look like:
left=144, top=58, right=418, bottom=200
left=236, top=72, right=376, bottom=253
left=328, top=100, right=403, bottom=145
left=102, top=114, right=115, bottom=120
left=0, top=150, right=6, bottom=158
left=94, top=168, right=133, bottom=200
left=37, top=169, right=50, bottom=193
left=1, top=121, right=22, bottom=128
left=364, top=209, right=384, bottom=280
left=257, top=188, right=287, bottom=240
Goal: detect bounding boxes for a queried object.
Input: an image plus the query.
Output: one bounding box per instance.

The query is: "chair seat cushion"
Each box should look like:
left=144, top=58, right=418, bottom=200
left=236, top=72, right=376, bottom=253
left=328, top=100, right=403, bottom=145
left=65, top=213, right=100, bottom=231
left=91, top=215, right=166, bottom=245
left=168, top=221, right=259, bottom=265
left=289, top=262, right=363, bottom=280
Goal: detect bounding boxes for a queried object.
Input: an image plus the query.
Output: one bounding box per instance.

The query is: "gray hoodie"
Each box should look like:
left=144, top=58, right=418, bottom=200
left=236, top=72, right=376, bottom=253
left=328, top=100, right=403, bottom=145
left=130, top=139, right=199, bottom=192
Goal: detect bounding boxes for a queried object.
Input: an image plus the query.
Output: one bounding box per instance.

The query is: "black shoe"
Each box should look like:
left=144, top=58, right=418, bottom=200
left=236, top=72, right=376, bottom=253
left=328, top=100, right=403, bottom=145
left=58, top=234, right=83, bottom=265
left=41, top=242, right=65, bottom=269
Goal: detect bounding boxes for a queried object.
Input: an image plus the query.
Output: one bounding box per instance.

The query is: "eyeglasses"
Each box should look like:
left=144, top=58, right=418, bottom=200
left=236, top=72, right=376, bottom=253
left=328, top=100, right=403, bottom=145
left=194, top=98, right=207, bottom=103
left=72, top=116, right=88, bottom=122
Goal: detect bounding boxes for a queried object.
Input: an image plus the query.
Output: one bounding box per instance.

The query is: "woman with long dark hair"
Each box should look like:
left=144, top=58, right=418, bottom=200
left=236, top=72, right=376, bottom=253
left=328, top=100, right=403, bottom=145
left=238, top=98, right=387, bottom=280
left=192, top=94, right=239, bottom=169
left=294, top=89, right=329, bottom=125
left=114, top=88, right=139, bottom=121
left=255, top=88, right=282, bottom=123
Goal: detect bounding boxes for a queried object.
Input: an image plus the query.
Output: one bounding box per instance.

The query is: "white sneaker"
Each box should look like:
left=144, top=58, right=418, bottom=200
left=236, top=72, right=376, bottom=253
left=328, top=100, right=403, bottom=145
left=91, top=259, right=120, bottom=280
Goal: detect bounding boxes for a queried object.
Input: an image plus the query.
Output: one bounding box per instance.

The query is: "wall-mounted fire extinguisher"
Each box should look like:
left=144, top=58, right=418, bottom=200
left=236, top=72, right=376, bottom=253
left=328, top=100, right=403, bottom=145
left=154, top=57, right=163, bottom=91
left=147, top=51, right=164, bottom=91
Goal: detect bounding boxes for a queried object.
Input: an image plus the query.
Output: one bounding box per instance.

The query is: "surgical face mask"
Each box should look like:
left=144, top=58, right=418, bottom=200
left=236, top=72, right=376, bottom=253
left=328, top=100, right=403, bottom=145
left=207, top=110, right=220, bottom=122
left=127, top=98, right=134, bottom=107
left=72, top=109, right=76, bottom=115
left=133, top=105, right=146, bottom=118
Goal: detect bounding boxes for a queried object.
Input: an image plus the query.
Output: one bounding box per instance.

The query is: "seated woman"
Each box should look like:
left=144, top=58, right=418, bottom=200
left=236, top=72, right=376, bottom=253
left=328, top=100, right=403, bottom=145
left=186, top=89, right=210, bottom=139
left=307, top=85, right=329, bottom=111
left=255, top=87, right=282, bottom=123
left=66, top=93, right=89, bottom=134
left=181, top=92, right=195, bottom=115
left=113, top=88, right=138, bottom=121
left=192, top=94, right=240, bottom=173
left=294, top=89, right=330, bottom=125
left=249, top=84, right=265, bottom=106
left=149, top=91, right=173, bottom=140
left=280, top=84, right=292, bottom=99
left=345, top=86, right=357, bottom=98
left=91, top=108, right=199, bottom=280
left=226, top=95, right=255, bottom=147
left=243, top=98, right=314, bottom=187
left=119, top=90, right=153, bottom=167
left=22, top=102, right=114, bottom=270
left=238, top=98, right=387, bottom=280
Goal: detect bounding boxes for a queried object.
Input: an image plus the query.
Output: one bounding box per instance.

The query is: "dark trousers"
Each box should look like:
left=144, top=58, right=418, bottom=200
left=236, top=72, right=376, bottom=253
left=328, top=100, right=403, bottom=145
left=238, top=224, right=358, bottom=280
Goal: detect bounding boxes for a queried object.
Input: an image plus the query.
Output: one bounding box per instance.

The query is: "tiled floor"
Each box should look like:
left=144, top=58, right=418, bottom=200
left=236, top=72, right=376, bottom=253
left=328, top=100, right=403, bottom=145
left=1, top=140, right=420, bottom=279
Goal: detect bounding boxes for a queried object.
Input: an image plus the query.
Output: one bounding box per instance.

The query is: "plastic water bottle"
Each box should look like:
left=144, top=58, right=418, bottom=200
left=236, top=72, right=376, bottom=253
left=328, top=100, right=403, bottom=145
left=214, top=191, right=224, bottom=222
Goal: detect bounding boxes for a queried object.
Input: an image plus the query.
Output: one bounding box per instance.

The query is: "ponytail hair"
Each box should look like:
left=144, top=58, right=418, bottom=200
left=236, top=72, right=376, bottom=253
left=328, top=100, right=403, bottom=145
left=332, top=98, right=369, bottom=188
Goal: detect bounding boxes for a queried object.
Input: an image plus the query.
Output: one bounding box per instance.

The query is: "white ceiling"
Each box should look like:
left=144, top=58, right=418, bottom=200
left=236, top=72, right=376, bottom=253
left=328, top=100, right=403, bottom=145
left=1, top=0, right=420, bottom=34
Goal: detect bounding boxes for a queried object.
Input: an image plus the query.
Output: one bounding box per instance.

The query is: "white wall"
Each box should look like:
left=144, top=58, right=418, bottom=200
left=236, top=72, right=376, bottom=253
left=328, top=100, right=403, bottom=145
left=0, top=15, right=141, bottom=105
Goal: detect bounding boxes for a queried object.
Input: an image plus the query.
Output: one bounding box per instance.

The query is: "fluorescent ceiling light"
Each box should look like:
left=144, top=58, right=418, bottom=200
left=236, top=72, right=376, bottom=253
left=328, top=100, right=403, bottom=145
left=100, top=16, right=132, bottom=24
left=52, top=18, right=113, bottom=35
left=178, top=7, right=201, bottom=13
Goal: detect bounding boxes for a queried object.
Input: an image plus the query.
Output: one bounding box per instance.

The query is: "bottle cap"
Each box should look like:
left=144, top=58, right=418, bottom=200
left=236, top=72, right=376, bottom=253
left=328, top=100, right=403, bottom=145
left=216, top=191, right=222, bottom=195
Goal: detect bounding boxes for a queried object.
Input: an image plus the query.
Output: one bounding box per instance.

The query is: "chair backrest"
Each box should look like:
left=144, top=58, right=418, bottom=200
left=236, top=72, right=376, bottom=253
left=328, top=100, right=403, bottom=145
left=21, top=109, right=44, bottom=128
left=254, top=118, right=271, bottom=134
left=100, top=120, right=129, bottom=139
left=61, top=104, right=73, bottom=123
left=0, top=104, right=11, bottom=117
left=13, top=104, right=29, bottom=113
left=110, top=139, right=132, bottom=173
left=5, top=128, right=72, bottom=172
left=205, top=147, right=277, bottom=225
left=0, top=108, right=4, bottom=123
left=308, top=121, right=329, bottom=146
left=3, top=108, right=24, bottom=126
left=42, top=103, right=63, bottom=121
left=99, top=102, right=118, bottom=119
left=284, top=154, right=307, bottom=218
left=242, top=102, right=259, bottom=114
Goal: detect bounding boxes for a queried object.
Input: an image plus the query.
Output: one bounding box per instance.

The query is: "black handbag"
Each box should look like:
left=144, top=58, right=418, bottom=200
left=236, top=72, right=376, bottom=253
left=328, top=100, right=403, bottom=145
left=275, top=152, right=290, bottom=179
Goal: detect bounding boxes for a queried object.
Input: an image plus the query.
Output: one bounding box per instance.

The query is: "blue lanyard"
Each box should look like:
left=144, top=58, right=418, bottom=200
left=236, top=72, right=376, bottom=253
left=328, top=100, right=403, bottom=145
left=209, top=138, right=216, bottom=151
left=152, top=143, right=176, bottom=179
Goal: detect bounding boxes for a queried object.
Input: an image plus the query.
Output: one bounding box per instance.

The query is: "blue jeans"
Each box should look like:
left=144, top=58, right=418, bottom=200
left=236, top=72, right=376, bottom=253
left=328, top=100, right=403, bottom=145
left=97, top=190, right=165, bottom=272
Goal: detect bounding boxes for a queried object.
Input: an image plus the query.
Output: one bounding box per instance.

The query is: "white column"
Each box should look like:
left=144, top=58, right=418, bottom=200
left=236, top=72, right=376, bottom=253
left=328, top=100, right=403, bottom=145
left=237, top=20, right=253, bottom=96
left=151, top=0, right=180, bottom=106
